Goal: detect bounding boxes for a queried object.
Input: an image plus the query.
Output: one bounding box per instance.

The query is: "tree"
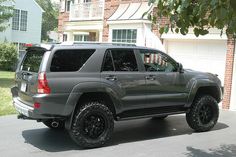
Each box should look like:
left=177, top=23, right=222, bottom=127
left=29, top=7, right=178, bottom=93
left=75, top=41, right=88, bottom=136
left=148, top=0, right=236, bottom=37
left=36, top=0, right=59, bottom=41
left=0, top=0, right=13, bottom=32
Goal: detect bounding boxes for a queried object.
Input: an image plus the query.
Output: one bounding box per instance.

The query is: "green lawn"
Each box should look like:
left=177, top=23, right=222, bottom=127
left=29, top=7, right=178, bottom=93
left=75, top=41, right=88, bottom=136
left=0, top=71, right=17, bottom=116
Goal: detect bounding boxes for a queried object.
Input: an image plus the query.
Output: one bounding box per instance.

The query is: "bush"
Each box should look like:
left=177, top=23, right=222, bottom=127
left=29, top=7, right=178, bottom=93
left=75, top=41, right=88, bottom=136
left=0, top=43, right=18, bottom=71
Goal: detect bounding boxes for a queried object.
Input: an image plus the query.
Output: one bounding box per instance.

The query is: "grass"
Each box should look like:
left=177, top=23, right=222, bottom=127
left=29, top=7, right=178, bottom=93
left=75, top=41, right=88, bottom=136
left=0, top=71, right=17, bottom=116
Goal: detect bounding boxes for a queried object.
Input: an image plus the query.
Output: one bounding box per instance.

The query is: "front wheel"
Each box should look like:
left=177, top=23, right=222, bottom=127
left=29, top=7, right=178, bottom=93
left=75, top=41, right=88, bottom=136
left=69, top=102, right=114, bottom=148
left=186, top=95, right=219, bottom=132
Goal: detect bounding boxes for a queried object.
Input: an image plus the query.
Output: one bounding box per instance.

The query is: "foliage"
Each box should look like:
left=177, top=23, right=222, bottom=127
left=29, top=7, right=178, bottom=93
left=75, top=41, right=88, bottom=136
left=0, top=0, right=14, bottom=32
left=36, top=0, right=59, bottom=41
left=0, top=43, right=17, bottom=71
left=148, top=0, right=236, bottom=37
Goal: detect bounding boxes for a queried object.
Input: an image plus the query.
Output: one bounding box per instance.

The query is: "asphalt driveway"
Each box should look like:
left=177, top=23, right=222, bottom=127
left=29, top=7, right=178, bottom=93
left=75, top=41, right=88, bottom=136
left=0, top=110, right=236, bottom=157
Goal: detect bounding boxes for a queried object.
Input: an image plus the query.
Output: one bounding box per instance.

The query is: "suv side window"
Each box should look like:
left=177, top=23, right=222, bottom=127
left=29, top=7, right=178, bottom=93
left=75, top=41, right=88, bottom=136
left=50, top=49, right=95, bottom=72
left=103, top=49, right=138, bottom=72
left=139, top=50, right=177, bottom=72
left=103, top=51, right=114, bottom=71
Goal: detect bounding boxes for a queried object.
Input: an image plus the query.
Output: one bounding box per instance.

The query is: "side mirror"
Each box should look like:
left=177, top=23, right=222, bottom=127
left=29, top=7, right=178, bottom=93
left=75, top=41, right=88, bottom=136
left=178, top=63, right=184, bottom=73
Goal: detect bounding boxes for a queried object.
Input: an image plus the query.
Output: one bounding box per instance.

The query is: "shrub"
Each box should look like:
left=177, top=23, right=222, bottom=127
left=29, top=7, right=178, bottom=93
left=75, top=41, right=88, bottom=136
left=0, top=43, right=18, bottom=71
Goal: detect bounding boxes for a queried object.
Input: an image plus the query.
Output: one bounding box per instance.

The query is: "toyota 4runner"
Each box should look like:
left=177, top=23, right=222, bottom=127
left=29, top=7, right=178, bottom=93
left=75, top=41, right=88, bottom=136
left=11, top=43, right=223, bottom=148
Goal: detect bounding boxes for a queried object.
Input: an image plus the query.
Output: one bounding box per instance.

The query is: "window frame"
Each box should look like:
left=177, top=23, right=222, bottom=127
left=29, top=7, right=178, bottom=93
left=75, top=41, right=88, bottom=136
left=101, top=48, right=140, bottom=72
left=66, top=0, right=71, bottom=12
left=12, top=9, right=20, bottom=30
left=74, top=34, right=89, bottom=41
left=137, top=49, right=179, bottom=73
left=20, top=10, right=27, bottom=31
left=112, top=29, right=137, bottom=43
left=12, top=9, right=28, bottom=31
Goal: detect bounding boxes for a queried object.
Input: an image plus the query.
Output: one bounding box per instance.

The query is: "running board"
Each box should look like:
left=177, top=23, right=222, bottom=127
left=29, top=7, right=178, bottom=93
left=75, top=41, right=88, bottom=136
left=116, top=105, right=187, bottom=121
left=116, top=111, right=186, bottom=121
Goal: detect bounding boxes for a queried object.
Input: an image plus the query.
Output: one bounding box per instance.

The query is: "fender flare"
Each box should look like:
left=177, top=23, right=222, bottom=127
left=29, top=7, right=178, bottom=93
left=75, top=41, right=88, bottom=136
left=63, top=81, right=121, bottom=129
left=186, top=78, right=221, bottom=107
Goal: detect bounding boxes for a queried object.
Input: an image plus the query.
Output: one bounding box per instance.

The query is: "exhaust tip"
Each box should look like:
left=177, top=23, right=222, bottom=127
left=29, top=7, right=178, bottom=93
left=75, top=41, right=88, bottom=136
left=51, top=121, right=59, bottom=128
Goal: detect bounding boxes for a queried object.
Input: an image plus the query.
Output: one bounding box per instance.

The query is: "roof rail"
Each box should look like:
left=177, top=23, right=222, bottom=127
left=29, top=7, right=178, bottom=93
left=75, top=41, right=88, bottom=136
left=60, top=41, right=137, bottom=46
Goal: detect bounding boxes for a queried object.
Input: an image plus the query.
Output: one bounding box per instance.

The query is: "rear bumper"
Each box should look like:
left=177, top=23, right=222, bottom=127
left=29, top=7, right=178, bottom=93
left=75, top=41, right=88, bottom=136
left=13, top=97, right=50, bottom=119
left=11, top=86, right=63, bottom=120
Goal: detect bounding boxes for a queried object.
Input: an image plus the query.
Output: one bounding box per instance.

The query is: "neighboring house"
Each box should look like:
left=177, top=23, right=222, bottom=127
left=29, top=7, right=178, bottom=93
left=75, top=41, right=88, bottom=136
left=58, top=0, right=235, bottom=111
left=0, top=0, right=43, bottom=57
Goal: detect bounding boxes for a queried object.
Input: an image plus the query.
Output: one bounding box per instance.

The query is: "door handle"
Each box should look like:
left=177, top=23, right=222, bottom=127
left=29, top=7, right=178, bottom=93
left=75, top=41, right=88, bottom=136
left=105, top=75, right=117, bottom=81
left=146, top=75, right=156, bottom=81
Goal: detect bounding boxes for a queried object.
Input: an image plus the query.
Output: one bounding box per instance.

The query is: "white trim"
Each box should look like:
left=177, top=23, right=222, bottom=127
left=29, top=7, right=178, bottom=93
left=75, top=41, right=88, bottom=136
left=162, top=28, right=227, bottom=40
left=107, top=20, right=151, bottom=25
left=33, top=0, right=44, bottom=12
left=72, top=32, right=89, bottom=35
left=162, top=33, right=227, bottom=40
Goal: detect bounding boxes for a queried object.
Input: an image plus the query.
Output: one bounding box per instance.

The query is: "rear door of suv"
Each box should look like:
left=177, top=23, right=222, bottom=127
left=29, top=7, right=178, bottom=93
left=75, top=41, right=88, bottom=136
left=101, top=48, right=146, bottom=111
left=14, top=47, right=47, bottom=107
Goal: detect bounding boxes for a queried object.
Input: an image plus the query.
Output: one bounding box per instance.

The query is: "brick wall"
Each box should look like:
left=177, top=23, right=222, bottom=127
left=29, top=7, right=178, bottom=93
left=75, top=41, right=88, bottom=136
left=223, top=36, right=235, bottom=109
left=58, top=12, right=69, bottom=38
left=151, top=7, right=169, bottom=38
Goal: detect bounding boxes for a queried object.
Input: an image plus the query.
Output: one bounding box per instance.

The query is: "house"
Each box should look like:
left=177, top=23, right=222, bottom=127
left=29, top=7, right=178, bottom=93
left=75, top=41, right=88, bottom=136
left=0, top=0, right=43, bottom=57
left=58, top=0, right=235, bottom=110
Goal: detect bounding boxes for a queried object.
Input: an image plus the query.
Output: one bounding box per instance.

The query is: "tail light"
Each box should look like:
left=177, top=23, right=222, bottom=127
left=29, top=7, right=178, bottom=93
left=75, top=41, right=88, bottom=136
left=38, top=72, right=51, bottom=94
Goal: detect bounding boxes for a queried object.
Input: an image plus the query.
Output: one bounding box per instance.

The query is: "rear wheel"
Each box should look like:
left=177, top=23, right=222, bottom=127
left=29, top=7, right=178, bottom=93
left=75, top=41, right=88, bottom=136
left=186, top=95, right=219, bottom=132
left=69, top=102, right=114, bottom=148
left=43, top=119, right=65, bottom=130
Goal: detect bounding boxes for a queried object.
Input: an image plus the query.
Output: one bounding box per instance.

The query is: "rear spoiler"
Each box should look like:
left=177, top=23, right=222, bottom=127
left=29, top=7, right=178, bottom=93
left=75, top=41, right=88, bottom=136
left=25, top=43, right=58, bottom=51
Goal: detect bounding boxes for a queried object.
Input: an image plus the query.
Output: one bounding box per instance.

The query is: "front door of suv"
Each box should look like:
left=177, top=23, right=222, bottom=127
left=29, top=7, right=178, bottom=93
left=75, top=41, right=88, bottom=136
left=138, top=49, right=188, bottom=108
left=101, top=49, right=146, bottom=112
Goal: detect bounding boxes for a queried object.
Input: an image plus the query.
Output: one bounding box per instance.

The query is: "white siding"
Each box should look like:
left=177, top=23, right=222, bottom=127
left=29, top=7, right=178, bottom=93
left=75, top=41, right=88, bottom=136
left=0, top=0, right=43, bottom=44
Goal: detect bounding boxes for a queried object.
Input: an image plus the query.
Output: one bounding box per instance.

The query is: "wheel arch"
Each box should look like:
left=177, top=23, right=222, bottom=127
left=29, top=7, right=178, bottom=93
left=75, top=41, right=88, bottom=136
left=186, top=79, right=222, bottom=107
left=64, top=82, right=121, bottom=129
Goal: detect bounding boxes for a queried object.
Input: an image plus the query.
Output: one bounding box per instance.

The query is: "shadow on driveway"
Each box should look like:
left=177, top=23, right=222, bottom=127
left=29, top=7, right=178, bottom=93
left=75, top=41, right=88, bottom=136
left=22, top=115, right=228, bottom=152
left=185, top=144, right=236, bottom=157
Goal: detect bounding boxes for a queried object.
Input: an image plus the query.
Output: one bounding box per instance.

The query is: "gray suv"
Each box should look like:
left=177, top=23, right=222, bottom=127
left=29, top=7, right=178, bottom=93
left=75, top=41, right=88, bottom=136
left=11, top=43, right=223, bottom=148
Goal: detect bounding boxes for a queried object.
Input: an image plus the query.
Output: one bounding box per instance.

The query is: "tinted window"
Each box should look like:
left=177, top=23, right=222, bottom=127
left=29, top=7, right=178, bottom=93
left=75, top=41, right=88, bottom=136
left=50, top=49, right=95, bottom=72
left=21, top=50, right=45, bottom=72
left=111, top=49, right=138, bottom=71
left=103, top=51, right=114, bottom=71
left=139, top=50, right=177, bottom=72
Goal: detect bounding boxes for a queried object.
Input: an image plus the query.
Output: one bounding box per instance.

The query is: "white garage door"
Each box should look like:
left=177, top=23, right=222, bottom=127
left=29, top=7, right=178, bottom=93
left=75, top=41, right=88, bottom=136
left=166, top=40, right=227, bottom=82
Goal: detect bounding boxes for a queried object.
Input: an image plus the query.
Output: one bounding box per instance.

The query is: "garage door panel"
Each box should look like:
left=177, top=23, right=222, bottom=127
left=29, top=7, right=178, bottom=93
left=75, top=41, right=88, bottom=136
left=167, top=40, right=227, bottom=82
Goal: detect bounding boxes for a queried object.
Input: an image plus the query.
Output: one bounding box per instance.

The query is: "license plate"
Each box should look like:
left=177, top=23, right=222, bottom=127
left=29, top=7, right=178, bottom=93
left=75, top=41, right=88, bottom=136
left=20, top=82, right=27, bottom=92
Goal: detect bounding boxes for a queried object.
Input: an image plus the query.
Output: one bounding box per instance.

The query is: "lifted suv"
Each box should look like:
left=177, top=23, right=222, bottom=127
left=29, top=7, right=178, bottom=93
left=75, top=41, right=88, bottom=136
left=11, top=43, right=223, bottom=148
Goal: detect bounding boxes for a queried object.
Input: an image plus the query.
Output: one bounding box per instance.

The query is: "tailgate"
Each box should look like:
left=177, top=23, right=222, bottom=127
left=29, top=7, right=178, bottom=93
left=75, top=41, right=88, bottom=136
left=15, top=47, right=46, bottom=107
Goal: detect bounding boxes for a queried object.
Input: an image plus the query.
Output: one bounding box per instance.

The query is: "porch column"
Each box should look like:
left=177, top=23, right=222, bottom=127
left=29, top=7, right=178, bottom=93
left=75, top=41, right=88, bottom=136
left=99, top=30, right=103, bottom=42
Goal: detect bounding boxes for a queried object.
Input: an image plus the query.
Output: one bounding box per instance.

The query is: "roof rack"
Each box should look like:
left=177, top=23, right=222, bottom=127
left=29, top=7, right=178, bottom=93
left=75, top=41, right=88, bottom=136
left=60, top=41, right=137, bottom=47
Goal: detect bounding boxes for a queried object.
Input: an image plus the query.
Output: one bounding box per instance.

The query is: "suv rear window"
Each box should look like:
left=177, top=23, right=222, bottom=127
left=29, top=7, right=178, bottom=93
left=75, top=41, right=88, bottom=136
left=50, top=49, right=95, bottom=72
left=21, top=49, right=45, bottom=73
